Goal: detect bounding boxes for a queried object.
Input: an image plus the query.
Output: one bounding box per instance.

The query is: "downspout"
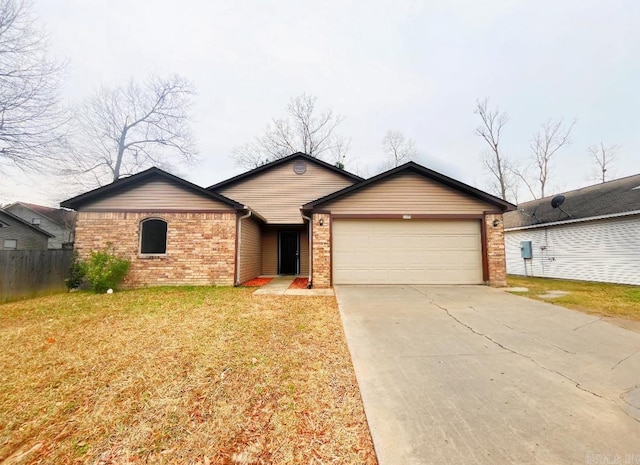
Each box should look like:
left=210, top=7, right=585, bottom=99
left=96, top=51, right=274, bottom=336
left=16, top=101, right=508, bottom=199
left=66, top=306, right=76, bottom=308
left=301, top=212, right=313, bottom=288
left=235, top=208, right=252, bottom=286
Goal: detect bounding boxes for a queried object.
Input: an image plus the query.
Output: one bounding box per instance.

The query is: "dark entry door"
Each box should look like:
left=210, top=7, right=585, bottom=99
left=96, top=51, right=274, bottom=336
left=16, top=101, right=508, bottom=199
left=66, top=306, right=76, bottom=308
left=279, top=231, right=299, bottom=275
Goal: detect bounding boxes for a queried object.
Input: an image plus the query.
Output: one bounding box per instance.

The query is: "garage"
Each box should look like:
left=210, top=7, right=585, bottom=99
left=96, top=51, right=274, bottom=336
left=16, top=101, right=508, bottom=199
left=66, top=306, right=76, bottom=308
left=332, top=219, right=483, bottom=285
left=302, top=162, right=515, bottom=288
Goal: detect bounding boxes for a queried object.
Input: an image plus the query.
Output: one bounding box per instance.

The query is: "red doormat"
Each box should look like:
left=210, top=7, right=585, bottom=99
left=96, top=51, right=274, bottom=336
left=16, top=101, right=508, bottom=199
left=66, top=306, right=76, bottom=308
left=289, top=278, right=309, bottom=289
left=242, top=277, right=273, bottom=287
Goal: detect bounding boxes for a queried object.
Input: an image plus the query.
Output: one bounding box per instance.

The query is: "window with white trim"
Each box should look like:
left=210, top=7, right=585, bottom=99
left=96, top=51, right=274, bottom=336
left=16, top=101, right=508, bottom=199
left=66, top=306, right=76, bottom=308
left=140, top=219, right=168, bottom=254
left=3, top=239, right=17, bottom=250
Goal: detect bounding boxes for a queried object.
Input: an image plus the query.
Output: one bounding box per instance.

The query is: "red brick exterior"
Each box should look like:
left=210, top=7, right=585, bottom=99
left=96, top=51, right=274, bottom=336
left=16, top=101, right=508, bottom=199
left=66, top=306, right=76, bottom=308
left=484, top=213, right=507, bottom=287
left=75, top=211, right=236, bottom=287
left=311, top=213, right=331, bottom=288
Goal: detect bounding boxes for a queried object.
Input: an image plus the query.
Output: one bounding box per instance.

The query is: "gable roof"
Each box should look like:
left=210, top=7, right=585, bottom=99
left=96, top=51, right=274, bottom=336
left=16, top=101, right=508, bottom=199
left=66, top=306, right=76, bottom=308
left=504, top=173, right=640, bottom=230
left=302, top=161, right=515, bottom=211
left=60, top=167, right=244, bottom=210
left=5, top=202, right=76, bottom=227
left=207, top=152, right=364, bottom=191
left=0, top=209, right=56, bottom=237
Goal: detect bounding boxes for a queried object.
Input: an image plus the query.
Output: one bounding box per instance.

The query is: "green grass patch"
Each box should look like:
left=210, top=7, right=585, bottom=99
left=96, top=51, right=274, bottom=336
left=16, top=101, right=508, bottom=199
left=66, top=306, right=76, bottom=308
left=507, top=275, right=640, bottom=321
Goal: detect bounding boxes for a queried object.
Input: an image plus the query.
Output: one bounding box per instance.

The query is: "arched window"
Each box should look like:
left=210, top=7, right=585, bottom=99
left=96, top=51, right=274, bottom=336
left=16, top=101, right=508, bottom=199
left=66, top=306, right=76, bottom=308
left=140, top=219, right=168, bottom=254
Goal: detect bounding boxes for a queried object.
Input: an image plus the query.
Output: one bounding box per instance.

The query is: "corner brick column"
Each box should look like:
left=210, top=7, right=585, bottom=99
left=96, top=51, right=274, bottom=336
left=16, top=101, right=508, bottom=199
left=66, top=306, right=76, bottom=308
left=485, top=213, right=507, bottom=287
left=311, top=213, right=331, bottom=288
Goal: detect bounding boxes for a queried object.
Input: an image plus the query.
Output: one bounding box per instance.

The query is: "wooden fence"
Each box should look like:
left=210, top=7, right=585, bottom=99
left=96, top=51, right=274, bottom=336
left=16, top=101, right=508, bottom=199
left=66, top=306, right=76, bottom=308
left=0, top=249, right=73, bottom=302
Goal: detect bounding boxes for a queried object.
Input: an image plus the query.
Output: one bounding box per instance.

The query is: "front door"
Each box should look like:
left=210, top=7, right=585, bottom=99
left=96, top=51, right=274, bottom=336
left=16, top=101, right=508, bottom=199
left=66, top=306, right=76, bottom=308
left=278, top=231, right=299, bottom=275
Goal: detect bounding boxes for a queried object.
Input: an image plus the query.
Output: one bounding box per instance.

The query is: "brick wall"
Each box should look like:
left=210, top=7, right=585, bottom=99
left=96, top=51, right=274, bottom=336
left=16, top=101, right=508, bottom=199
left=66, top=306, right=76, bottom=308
left=485, top=213, right=507, bottom=287
left=75, top=211, right=236, bottom=287
left=311, top=213, right=331, bottom=288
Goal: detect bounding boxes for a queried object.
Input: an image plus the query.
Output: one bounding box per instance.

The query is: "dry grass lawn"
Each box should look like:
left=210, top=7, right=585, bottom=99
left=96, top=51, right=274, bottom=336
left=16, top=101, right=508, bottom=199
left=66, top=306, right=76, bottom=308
left=0, top=287, right=377, bottom=464
left=507, top=275, right=640, bottom=322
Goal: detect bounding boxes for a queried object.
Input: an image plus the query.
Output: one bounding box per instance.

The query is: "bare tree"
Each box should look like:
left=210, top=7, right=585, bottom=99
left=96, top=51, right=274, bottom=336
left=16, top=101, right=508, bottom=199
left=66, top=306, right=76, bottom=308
left=474, top=98, right=513, bottom=201
left=588, top=142, right=618, bottom=183
left=381, top=130, right=417, bottom=168
left=529, top=118, right=575, bottom=198
left=65, top=74, right=197, bottom=186
left=512, top=118, right=575, bottom=199
left=232, top=93, right=350, bottom=169
left=0, top=0, right=66, bottom=171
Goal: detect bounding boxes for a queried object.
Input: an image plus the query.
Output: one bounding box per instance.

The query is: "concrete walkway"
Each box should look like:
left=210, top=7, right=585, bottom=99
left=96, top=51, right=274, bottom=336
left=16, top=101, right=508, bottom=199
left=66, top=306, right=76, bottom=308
left=336, top=285, right=640, bottom=465
left=252, top=276, right=335, bottom=296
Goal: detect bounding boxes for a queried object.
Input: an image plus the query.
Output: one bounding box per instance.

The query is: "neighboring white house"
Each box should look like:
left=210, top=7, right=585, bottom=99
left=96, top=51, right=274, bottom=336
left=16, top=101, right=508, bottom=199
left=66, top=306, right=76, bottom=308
left=3, top=202, right=76, bottom=249
left=504, top=174, right=640, bottom=286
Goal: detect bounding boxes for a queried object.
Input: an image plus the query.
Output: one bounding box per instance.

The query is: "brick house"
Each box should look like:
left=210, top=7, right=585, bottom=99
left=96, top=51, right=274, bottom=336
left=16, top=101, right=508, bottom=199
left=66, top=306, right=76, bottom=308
left=61, top=153, right=514, bottom=288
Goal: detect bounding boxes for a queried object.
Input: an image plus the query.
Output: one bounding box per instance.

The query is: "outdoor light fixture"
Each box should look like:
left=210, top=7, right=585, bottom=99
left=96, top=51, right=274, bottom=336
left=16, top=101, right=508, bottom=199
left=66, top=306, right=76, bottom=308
left=319, top=218, right=324, bottom=226
left=493, top=219, right=500, bottom=227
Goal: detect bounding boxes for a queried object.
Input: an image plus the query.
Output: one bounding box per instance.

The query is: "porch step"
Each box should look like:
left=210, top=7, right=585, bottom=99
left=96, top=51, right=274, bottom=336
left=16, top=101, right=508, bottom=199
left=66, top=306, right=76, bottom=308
left=252, top=277, right=295, bottom=295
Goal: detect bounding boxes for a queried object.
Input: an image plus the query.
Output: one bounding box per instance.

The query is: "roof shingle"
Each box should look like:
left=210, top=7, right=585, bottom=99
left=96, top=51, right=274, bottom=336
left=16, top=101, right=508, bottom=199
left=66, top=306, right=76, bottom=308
left=504, top=173, right=640, bottom=229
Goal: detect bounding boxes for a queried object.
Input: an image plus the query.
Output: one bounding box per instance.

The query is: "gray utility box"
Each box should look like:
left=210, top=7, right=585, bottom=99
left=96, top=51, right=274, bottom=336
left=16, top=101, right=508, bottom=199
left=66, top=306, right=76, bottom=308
left=520, top=241, right=533, bottom=259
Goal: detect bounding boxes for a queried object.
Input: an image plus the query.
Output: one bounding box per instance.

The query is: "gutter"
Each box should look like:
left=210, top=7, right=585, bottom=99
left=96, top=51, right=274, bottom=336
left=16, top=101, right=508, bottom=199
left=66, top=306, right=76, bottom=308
left=301, top=212, right=313, bottom=288
left=505, top=209, right=640, bottom=232
left=235, top=208, right=252, bottom=286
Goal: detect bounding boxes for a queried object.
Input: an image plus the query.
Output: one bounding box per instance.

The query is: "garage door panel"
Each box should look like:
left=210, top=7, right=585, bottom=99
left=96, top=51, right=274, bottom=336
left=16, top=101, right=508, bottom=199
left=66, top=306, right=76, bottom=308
left=332, top=219, right=483, bottom=285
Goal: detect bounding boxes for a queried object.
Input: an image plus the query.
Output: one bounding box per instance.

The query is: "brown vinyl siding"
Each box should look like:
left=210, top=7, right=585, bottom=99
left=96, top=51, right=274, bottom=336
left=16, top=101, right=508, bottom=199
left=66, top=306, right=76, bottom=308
left=81, top=179, right=233, bottom=211
left=262, top=228, right=278, bottom=275
left=238, top=217, right=262, bottom=283
left=299, top=227, right=309, bottom=276
left=323, top=172, right=495, bottom=214
left=217, top=160, right=356, bottom=224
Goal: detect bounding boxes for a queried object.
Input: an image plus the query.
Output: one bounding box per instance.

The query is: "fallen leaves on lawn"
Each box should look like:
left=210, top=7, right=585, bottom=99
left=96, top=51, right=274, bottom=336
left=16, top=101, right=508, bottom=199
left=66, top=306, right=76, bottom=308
left=0, top=287, right=377, bottom=464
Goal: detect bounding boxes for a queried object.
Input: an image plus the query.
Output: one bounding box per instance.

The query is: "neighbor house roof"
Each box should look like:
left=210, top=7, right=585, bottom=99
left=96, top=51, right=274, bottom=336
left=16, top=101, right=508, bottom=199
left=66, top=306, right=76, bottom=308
left=207, top=152, right=364, bottom=191
left=504, top=173, right=640, bottom=230
left=0, top=209, right=56, bottom=237
left=60, top=167, right=244, bottom=210
left=5, top=202, right=76, bottom=226
left=302, top=161, right=516, bottom=211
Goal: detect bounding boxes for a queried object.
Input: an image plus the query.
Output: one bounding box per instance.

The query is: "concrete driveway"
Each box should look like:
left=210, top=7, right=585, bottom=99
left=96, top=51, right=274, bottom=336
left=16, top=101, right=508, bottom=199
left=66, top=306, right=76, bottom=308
left=335, top=285, right=640, bottom=465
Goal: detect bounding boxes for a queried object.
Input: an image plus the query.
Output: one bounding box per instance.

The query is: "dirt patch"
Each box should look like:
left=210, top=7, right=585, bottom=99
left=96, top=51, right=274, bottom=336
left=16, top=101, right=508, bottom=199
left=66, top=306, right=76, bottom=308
left=242, top=277, right=273, bottom=287
left=538, top=290, right=570, bottom=299
left=288, top=278, right=309, bottom=289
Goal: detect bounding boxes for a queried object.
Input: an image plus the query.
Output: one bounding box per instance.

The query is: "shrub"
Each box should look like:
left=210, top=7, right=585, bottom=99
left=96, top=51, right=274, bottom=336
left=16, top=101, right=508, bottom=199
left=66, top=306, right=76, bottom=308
left=83, top=244, right=130, bottom=293
left=65, top=251, right=86, bottom=290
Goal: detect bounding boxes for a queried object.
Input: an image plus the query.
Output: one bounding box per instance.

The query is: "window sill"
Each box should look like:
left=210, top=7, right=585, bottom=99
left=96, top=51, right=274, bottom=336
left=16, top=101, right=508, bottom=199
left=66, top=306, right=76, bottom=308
left=138, top=254, right=168, bottom=259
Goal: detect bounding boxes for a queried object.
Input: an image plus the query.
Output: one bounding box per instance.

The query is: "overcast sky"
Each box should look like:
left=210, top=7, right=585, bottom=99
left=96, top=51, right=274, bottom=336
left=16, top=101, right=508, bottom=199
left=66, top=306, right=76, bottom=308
left=3, top=0, right=639, bottom=206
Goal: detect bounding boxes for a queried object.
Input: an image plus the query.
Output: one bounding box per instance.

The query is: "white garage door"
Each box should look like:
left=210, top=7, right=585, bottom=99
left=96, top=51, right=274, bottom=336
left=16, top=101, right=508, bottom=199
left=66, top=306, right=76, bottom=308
left=332, top=219, right=483, bottom=285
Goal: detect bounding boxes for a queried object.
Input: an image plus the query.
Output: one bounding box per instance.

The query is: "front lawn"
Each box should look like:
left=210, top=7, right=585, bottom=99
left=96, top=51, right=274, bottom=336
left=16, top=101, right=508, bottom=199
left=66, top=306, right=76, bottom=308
left=507, top=275, right=640, bottom=321
left=0, top=287, right=377, bottom=464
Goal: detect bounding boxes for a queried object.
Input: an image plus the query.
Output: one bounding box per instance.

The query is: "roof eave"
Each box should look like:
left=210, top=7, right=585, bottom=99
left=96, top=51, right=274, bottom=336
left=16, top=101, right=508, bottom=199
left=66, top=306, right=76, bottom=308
left=505, top=209, right=640, bottom=231
left=5, top=202, right=65, bottom=226
left=0, top=210, right=56, bottom=237
left=303, top=162, right=516, bottom=211
left=207, top=152, right=364, bottom=191
left=60, top=167, right=243, bottom=210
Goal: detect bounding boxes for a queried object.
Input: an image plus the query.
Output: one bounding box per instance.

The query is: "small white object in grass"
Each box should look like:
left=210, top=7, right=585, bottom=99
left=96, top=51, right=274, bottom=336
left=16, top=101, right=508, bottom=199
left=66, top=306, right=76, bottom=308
left=106, top=288, right=113, bottom=294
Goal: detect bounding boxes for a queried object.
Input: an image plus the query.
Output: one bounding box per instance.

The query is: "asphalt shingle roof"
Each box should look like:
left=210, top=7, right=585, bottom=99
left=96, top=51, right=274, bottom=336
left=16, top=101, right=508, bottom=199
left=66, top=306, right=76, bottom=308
left=504, top=173, right=640, bottom=229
